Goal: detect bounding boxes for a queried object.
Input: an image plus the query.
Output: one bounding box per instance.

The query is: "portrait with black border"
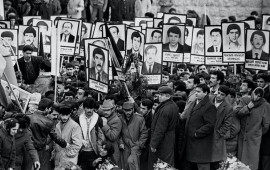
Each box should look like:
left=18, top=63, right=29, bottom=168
left=245, top=29, right=269, bottom=70
left=135, top=17, right=154, bottom=30
left=222, top=22, right=245, bottom=63
left=79, top=22, right=92, bottom=56
left=23, top=16, right=41, bottom=25
left=33, top=19, right=52, bottom=54
left=190, top=27, right=205, bottom=65
left=262, top=15, right=270, bottom=31
left=187, top=17, right=196, bottom=27
left=129, top=26, right=142, bottom=32
left=18, top=25, right=39, bottom=58
left=205, top=25, right=223, bottom=56
left=57, top=19, right=79, bottom=47
left=242, top=20, right=255, bottom=29
left=92, top=22, right=105, bottom=38
left=125, top=28, right=145, bottom=62
left=162, top=24, right=185, bottom=53
left=103, top=24, right=126, bottom=52
left=50, top=15, right=67, bottom=26
left=163, top=13, right=187, bottom=25
left=0, top=21, right=10, bottom=28
left=183, top=26, right=193, bottom=63
left=0, top=28, right=18, bottom=57
left=88, top=44, right=109, bottom=93
left=146, top=28, right=162, bottom=43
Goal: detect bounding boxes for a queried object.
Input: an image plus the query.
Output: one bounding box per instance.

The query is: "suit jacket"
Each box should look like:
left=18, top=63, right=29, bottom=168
left=60, top=33, right=75, bottom=43
left=89, top=67, right=108, bottom=84
left=163, top=42, right=184, bottom=53
left=141, top=62, right=161, bottom=74
left=116, top=38, right=125, bottom=51
left=207, top=45, right=223, bottom=52
left=183, top=43, right=191, bottom=53
left=246, top=50, right=269, bottom=60
left=126, top=49, right=142, bottom=61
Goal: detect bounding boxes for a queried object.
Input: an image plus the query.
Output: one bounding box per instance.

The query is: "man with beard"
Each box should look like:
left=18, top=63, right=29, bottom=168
left=163, top=26, right=184, bottom=52
left=110, top=26, right=125, bottom=51
left=192, top=29, right=204, bottom=55
left=54, top=106, right=82, bottom=167
left=89, top=47, right=108, bottom=83
left=207, top=28, right=222, bottom=53
left=246, top=30, right=269, bottom=60
left=209, top=70, right=225, bottom=97
left=18, top=26, right=38, bottom=52
left=127, top=31, right=143, bottom=61
left=60, top=22, right=75, bottom=43
left=224, top=24, right=242, bottom=51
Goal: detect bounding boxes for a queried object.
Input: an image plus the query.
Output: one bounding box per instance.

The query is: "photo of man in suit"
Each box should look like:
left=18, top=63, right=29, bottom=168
left=36, top=21, right=51, bottom=45
left=141, top=45, right=162, bottom=74
left=192, top=29, right=204, bottom=55
left=126, top=31, right=143, bottom=61
left=163, top=26, right=183, bottom=52
left=224, top=24, right=242, bottom=51
left=1, top=30, right=17, bottom=55
left=89, top=47, right=108, bottom=84
left=183, top=28, right=191, bottom=53
left=110, top=26, right=125, bottom=51
left=60, top=22, right=75, bottom=43
left=207, top=28, right=222, bottom=53
left=246, top=30, right=269, bottom=60
left=151, top=30, right=162, bottom=43
left=18, top=26, right=38, bottom=52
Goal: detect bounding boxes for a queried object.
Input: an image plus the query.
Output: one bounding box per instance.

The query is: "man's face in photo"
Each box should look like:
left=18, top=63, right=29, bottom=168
left=145, top=48, right=156, bottom=65
left=168, top=32, right=180, bottom=46
left=252, top=34, right=265, bottom=50
left=63, top=23, right=72, bottom=35
left=266, top=20, right=270, bottom=30
left=110, top=27, right=118, bottom=40
left=2, top=36, right=13, bottom=46
left=38, top=25, right=48, bottom=35
left=24, top=33, right=34, bottom=45
left=151, top=32, right=161, bottom=43
left=132, top=36, right=141, bottom=52
left=94, top=53, right=104, bottom=72
left=211, top=31, right=221, bottom=46
left=228, top=29, right=240, bottom=43
left=197, top=34, right=204, bottom=48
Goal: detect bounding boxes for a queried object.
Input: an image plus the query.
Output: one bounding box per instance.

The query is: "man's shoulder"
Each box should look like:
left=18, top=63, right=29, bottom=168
left=153, top=62, right=161, bottom=67
left=207, top=45, right=214, bottom=51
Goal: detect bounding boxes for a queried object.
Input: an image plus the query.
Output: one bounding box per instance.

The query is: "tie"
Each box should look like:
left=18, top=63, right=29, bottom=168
left=64, top=35, right=67, bottom=42
left=149, top=65, right=152, bottom=73
left=97, top=72, right=101, bottom=81
left=255, top=53, right=259, bottom=59
left=216, top=47, right=218, bottom=52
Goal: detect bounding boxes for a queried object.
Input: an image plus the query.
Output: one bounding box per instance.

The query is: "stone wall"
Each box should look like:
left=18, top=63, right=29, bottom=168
left=151, top=0, right=270, bottom=25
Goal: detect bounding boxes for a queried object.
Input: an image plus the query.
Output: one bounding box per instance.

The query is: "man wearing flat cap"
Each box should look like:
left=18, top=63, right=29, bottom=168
left=100, top=100, right=122, bottom=165
left=148, top=86, right=179, bottom=169
left=119, top=101, right=148, bottom=170
left=1, top=31, right=17, bottom=55
left=18, top=26, right=38, bottom=52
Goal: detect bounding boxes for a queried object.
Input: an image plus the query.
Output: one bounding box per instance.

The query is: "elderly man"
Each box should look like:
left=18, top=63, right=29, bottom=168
left=148, top=86, right=179, bottom=169
left=141, top=45, right=162, bottom=74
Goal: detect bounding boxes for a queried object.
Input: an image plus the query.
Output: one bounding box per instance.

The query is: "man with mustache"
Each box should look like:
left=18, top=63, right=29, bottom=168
left=246, top=30, right=269, bottom=60
left=18, top=26, right=38, bottom=52
left=60, top=22, right=75, bottom=43
left=224, top=24, right=242, bottom=51
left=192, top=29, right=204, bottom=55
left=89, top=47, right=108, bottom=84
left=207, top=28, right=222, bottom=53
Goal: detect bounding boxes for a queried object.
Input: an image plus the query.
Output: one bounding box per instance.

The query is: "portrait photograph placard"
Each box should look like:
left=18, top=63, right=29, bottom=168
left=183, top=26, right=193, bottom=63
left=243, top=20, right=255, bottom=29
left=146, top=28, right=162, bottom=43
left=79, top=22, right=93, bottom=56
left=222, top=22, right=245, bottom=62
left=154, top=18, right=163, bottom=28
left=190, top=28, right=205, bottom=64
left=0, top=0, right=4, bottom=20
left=0, top=21, right=10, bottom=28
left=23, top=16, right=41, bottom=25
left=135, top=17, right=154, bottom=30
left=33, top=19, right=52, bottom=54
left=262, top=15, right=270, bottom=31
left=245, top=29, right=269, bottom=71
left=92, top=22, right=105, bottom=38
left=163, top=14, right=186, bottom=25
left=187, top=18, right=197, bottom=27
left=0, top=29, right=18, bottom=62
left=88, top=44, right=109, bottom=93
left=162, top=24, right=185, bottom=53
left=57, top=19, right=79, bottom=55
left=103, top=24, right=126, bottom=52
left=50, top=15, right=67, bottom=26
left=18, top=25, right=39, bottom=58
left=125, top=28, right=145, bottom=61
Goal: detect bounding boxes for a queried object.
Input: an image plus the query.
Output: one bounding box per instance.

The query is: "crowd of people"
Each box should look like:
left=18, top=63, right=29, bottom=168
left=1, top=0, right=270, bottom=170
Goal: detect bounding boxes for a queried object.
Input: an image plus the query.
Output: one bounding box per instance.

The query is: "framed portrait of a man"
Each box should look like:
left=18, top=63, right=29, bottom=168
left=79, top=22, right=92, bottom=56
left=135, top=17, right=154, bottom=30
left=190, top=27, right=205, bottom=64
left=205, top=26, right=223, bottom=56
left=0, top=21, right=10, bottom=28
left=146, top=28, right=162, bottom=43
left=162, top=24, right=185, bottom=53
left=23, top=16, right=41, bottom=25
left=183, top=26, right=193, bottom=63
left=33, top=19, right=52, bottom=54
left=154, top=18, right=163, bottom=28
left=103, top=24, right=126, bottom=52
left=18, top=25, right=39, bottom=58
left=262, top=15, right=270, bottom=31
left=163, top=14, right=186, bottom=25
left=0, top=29, right=18, bottom=58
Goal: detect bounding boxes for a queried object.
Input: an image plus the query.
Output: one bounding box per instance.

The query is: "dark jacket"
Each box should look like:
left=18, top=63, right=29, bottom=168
left=89, top=67, right=108, bottom=84
left=163, top=42, right=184, bottom=53
left=183, top=43, right=191, bottom=53
left=126, top=49, right=143, bottom=61
left=245, top=50, right=269, bottom=60
left=116, top=38, right=125, bottom=51
left=0, top=128, right=16, bottom=169
left=184, top=95, right=217, bottom=163
left=150, top=99, right=179, bottom=166
left=207, top=45, right=223, bottom=52
left=141, top=62, right=162, bottom=74
left=60, top=33, right=75, bottom=43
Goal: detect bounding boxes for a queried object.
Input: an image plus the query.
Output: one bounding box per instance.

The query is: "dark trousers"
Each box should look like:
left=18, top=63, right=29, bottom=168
left=78, top=151, right=97, bottom=170
left=262, top=156, right=270, bottom=170
left=38, top=148, right=52, bottom=170
left=140, top=147, right=149, bottom=170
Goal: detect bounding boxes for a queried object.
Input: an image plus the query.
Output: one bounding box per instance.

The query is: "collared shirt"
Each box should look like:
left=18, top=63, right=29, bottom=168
left=213, top=44, right=221, bottom=52
left=82, top=115, right=94, bottom=151
left=252, top=49, right=262, bottom=59
left=169, top=43, right=179, bottom=52
left=227, top=42, right=242, bottom=51
left=61, top=34, right=70, bottom=42
left=145, top=62, right=154, bottom=73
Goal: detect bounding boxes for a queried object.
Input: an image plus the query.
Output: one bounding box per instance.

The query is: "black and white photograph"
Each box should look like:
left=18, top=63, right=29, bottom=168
left=190, top=27, right=205, bottom=64
left=0, top=0, right=4, bottom=20
left=183, top=26, right=193, bottom=63
left=122, top=21, right=135, bottom=26
left=125, top=28, right=145, bottom=61
left=50, top=15, right=67, bottom=26
left=33, top=19, right=52, bottom=54
left=156, top=12, right=164, bottom=18
left=0, top=29, right=18, bottom=56
left=205, top=26, right=223, bottom=56
left=147, top=21, right=154, bottom=28
left=243, top=20, right=255, bottom=29
left=88, top=44, right=109, bottom=93
left=146, top=28, right=162, bottom=43
left=0, top=21, right=10, bottom=28
left=187, top=17, right=197, bottom=26
left=129, top=26, right=142, bottom=32
left=154, top=18, right=163, bottom=28
left=79, top=22, right=92, bottom=56
left=163, top=25, right=185, bottom=53
left=18, top=25, right=39, bottom=58
left=92, top=22, right=105, bottom=38
left=23, top=16, right=41, bottom=25
left=104, top=24, right=126, bottom=52
left=262, top=15, right=270, bottom=31
left=163, top=14, right=186, bottom=24
left=135, top=17, right=154, bottom=30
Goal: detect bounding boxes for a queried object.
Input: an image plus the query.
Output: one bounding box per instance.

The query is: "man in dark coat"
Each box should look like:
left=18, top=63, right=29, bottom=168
left=126, top=31, right=143, bottom=61
left=163, top=26, right=184, bottom=53
left=60, top=21, right=75, bottom=43
left=110, top=26, right=125, bottom=51
left=148, top=86, right=179, bottom=169
left=141, top=45, right=162, bottom=75
left=184, top=84, right=217, bottom=170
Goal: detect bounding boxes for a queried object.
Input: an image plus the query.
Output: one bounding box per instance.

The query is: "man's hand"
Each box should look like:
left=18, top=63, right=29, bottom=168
left=150, top=146, right=156, bottom=152
left=247, top=101, right=254, bottom=110
left=119, top=144, right=125, bottom=150
left=34, top=161, right=41, bottom=170
left=101, top=117, right=108, bottom=126
left=93, top=157, right=102, bottom=166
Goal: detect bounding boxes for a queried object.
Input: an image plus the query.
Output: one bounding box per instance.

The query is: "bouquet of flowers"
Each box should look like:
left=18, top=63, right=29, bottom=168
left=218, top=154, right=251, bottom=170
left=153, top=159, right=177, bottom=170
left=97, top=159, right=120, bottom=170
